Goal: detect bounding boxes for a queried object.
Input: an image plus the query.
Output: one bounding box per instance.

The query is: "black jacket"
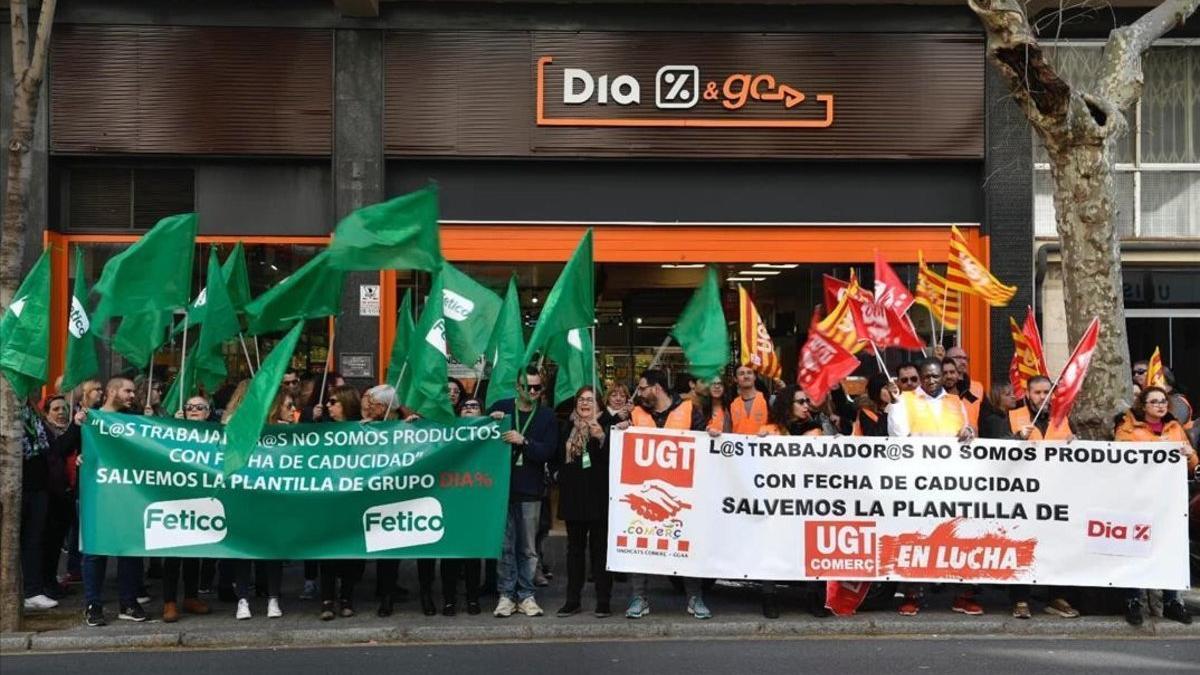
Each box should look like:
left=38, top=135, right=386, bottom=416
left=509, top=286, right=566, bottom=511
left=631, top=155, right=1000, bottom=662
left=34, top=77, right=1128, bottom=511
left=554, top=418, right=610, bottom=522
left=488, top=398, right=559, bottom=501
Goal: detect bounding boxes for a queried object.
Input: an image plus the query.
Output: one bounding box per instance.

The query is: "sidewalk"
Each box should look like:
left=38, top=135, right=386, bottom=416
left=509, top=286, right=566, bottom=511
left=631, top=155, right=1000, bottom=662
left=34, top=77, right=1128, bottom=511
left=4, top=536, right=1197, bottom=653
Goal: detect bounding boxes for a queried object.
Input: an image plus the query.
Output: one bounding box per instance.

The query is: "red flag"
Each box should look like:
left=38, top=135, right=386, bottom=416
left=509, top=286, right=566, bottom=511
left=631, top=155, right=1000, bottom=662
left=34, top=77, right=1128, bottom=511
left=848, top=299, right=925, bottom=351
left=1049, top=318, right=1101, bottom=430
left=823, top=270, right=873, bottom=313
left=1008, top=307, right=1048, bottom=400
left=799, top=309, right=861, bottom=405
left=825, top=581, right=872, bottom=617
left=873, top=250, right=914, bottom=314
left=1021, top=307, right=1049, bottom=378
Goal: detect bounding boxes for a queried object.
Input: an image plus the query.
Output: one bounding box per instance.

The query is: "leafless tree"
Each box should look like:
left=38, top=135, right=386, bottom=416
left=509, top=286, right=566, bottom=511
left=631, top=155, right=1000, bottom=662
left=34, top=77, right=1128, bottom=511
left=969, top=0, right=1199, bottom=438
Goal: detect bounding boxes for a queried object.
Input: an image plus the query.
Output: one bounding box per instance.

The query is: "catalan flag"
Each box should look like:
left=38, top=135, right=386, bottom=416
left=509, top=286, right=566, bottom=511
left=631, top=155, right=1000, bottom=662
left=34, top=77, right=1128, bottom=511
left=816, top=278, right=866, bottom=355
left=1146, top=347, right=1166, bottom=388
left=1008, top=313, right=1047, bottom=400
left=945, top=225, right=1016, bottom=307
left=914, top=251, right=960, bottom=331
left=739, top=286, right=781, bottom=380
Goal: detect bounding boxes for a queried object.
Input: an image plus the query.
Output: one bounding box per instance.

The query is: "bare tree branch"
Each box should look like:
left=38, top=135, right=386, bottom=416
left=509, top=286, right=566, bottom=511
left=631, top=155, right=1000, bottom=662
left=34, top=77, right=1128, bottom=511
left=25, top=0, right=60, bottom=88
left=9, top=0, right=30, bottom=79
left=1097, top=0, right=1200, bottom=110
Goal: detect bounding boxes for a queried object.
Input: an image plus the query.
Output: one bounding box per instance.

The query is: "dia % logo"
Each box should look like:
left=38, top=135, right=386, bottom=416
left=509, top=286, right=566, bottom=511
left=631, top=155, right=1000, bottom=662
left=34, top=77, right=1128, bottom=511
left=563, top=65, right=809, bottom=112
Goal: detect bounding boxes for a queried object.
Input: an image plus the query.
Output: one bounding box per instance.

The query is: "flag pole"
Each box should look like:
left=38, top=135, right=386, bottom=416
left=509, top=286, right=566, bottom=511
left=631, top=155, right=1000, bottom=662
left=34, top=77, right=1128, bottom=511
left=926, top=304, right=937, bottom=351
left=319, top=317, right=337, bottom=407
left=870, top=342, right=892, bottom=381
left=177, top=313, right=189, bottom=416
left=954, top=291, right=963, bottom=347
left=1029, top=379, right=1057, bottom=427
left=383, top=361, right=409, bottom=422
left=648, top=335, right=673, bottom=370
left=253, top=336, right=262, bottom=370
left=238, top=333, right=256, bottom=377
left=590, top=324, right=598, bottom=393
left=938, top=285, right=949, bottom=348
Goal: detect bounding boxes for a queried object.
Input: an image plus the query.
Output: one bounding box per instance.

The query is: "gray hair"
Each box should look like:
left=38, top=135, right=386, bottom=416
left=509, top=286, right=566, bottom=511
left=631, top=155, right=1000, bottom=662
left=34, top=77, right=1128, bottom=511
left=364, top=384, right=398, bottom=409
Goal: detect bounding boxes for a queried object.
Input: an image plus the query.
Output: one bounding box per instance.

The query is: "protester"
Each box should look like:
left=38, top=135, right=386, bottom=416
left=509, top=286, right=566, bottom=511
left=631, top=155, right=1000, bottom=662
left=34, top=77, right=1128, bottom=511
left=979, top=382, right=1018, bottom=440
left=448, top=377, right=467, bottom=413
left=553, top=386, right=612, bottom=618
left=437, top=397, right=485, bottom=616
left=83, top=377, right=145, bottom=626
left=601, top=384, right=633, bottom=427
left=1115, top=386, right=1197, bottom=626
left=853, top=374, right=892, bottom=437
left=887, top=358, right=977, bottom=616
left=233, top=390, right=291, bottom=620
left=20, top=398, right=56, bottom=612
left=1160, top=367, right=1197, bottom=446
left=1131, top=360, right=1149, bottom=392
left=38, top=395, right=74, bottom=600
left=157, top=395, right=215, bottom=623
left=362, top=384, right=400, bottom=422
left=704, top=376, right=731, bottom=434
left=74, top=379, right=104, bottom=413
left=946, top=346, right=983, bottom=425
left=618, top=368, right=711, bottom=620
left=487, top=366, right=558, bottom=618
left=730, top=364, right=769, bottom=434
left=136, top=376, right=164, bottom=417
left=757, top=386, right=830, bottom=619
left=319, top=386, right=366, bottom=620
left=895, top=362, right=920, bottom=393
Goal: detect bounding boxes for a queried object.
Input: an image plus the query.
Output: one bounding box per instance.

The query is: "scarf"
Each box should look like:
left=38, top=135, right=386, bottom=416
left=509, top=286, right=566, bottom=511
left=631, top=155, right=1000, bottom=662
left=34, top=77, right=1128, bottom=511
left=564, top=412, right=594, bottom=464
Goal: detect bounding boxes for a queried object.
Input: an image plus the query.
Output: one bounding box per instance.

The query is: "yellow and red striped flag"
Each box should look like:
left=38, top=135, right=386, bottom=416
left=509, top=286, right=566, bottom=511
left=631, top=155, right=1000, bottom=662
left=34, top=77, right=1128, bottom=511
left=816, top=278, right=866, bottom=355
left=1146, top=347, right=1166, bottom=388
left=945, top=225, right=1016, bottom=307
left=914, top=251, right=960, bottom=330
left=738, top=286, right=781, bottom=380
left=1008, top=313, right=1047, bottom=400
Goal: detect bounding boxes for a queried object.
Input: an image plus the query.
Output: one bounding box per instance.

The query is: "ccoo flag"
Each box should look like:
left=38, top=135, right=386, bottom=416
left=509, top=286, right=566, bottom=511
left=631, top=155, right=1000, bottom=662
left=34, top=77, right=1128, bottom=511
left=223, top=321, right=304, bottom=475
left=945, top=225, right=1016, bottom=307
left=62, top=248, right=100, bottom=392
left=486, top=276, right=526, bottom=408
left=672, top=267, right=730, bottom=382
left=327, top=185, right=443, bottom=272
left=92, top=213, right=197, bottom=323
left=738, top=285, right=779, bottom=380
left=0, top=250, right=52, bottom=399
left=1048, top=317, right=1101, bottom=430
left=400, top=274, right=456, bottom=423
left=523, top=229, right=594, bottom=364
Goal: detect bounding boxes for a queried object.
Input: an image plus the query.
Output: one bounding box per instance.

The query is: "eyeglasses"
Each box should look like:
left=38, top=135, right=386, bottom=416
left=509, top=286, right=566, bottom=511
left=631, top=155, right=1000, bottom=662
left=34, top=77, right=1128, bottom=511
left=1145, top=398, right=1169, bottom=405
left=462, top=402, right=481, bottom=409
left=898, top=376, right=919, bottom=384
left=184, top=404, right=209, bottom=412
left=1132, top=369, right=1148, bottom=375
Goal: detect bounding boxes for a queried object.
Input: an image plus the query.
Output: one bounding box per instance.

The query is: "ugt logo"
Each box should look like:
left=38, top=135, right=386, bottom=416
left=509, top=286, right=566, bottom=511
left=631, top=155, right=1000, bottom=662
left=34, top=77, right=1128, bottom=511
left=620, top=431, right=695, bottom=488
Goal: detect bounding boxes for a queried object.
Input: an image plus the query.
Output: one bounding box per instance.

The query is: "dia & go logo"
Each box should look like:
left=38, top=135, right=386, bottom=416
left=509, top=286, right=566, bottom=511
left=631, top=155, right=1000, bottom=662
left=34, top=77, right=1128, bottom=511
left=363, top=497, right=446, bottom=552
left=143, top=498, right=228, bottom=551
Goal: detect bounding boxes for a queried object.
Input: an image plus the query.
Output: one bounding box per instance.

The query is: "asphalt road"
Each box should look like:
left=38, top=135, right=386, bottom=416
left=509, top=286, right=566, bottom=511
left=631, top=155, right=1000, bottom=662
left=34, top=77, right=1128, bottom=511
left=4, top=638, right=1199, bottom=674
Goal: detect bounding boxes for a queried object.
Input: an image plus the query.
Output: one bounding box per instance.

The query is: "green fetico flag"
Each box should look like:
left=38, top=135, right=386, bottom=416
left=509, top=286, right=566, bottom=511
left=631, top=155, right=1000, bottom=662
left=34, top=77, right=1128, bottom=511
left=92, top=213, right=196, bottom=324
left=485, top=276, right=525, bottom=408
left=523, top=229, right=593, bottom=364
left=244, top=250, right=344, bottom=335
left=400, top=274, right=456, bottom=424
left=223, top=242, right=253, bottom=314
left=223, top=321, right=304, bottom=474
left=80, top=411, right=510, bottom=559
left=327, top=185, right=444, bottom=272
left=0, top=249, right=51, bottom=399
left=385, top=288, right=415, bottom=390
left=62, top=248, right=100, bottom=392
left=545, top=327, right=597, bottom=405
left=441, top=262, right=502, bottom=366
left=671, top=266, right=730, bottom=381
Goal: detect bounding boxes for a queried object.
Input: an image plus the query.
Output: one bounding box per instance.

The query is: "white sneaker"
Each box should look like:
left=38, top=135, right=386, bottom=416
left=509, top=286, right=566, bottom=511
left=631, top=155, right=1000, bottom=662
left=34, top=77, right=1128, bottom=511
left=236, top=598, right=251, bottom=620
left=24, top=594, right=59, bottom=610
left=267, top=598, right=282, bottom=618
left=518, top=596, right=544, bottom=617
left=493, top=596, right=517, bottom=618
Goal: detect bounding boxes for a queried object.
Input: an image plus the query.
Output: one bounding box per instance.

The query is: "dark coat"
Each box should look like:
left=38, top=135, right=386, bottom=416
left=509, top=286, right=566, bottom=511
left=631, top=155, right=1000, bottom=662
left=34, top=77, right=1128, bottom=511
left=554, top=418, right=610, bottom=523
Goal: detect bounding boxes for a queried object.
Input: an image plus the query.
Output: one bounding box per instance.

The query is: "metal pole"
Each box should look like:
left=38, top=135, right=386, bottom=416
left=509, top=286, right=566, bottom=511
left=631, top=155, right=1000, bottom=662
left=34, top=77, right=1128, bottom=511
left=238, top=333, right=256, bottom=377
left=176, top=314, right=189, bottom=416
left=647, top=335, right=673, bottom=370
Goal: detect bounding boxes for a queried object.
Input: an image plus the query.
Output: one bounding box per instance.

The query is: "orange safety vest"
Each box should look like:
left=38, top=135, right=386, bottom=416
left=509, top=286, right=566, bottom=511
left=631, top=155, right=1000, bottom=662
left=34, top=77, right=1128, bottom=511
left=731, top=392, right=768, bottom=434
left=1115, top=411, right=1199, bottom=473
left=853, top=408, right=880, bottom=437
left=1008, top=406, right=1072, bottom=441
left=958, top=380, right=983, bottom=428
left=901, top=390, right=966, bottom=436
left=631, top=400, right=696, bottom=431
left=708, top=406, right=728, bottom=434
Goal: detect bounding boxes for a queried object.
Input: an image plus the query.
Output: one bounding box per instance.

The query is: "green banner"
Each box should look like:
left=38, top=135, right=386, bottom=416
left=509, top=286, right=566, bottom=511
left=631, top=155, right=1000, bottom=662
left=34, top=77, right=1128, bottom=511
left=81, top=412, right=511, bottom=559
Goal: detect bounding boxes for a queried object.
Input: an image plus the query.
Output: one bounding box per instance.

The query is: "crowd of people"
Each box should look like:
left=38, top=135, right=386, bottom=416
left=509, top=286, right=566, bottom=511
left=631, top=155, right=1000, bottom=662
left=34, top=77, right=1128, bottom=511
left=14, top=347, right=1198, bottom=628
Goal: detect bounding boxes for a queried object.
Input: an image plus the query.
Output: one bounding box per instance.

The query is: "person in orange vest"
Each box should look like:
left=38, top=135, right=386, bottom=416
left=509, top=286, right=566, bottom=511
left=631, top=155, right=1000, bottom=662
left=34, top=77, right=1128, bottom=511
left=941, top=357, right=981, bottom=429
left=618, top=369, right=710, bottom=620
left=1114, top=386, right=1197, bottom=627
left=1009, top=376, right=1075, bottom=442
left=887, top=358, right=978, bottom=617
left=703, top=376, right=731, bottom=435
left=853, top=374, right=892, bottom=437
left=730, top=364, right=769, bottom=434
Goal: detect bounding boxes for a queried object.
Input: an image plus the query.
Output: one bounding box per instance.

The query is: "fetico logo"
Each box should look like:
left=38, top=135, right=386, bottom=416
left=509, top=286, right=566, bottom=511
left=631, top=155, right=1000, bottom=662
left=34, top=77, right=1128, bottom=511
left=143, top=498, right=228, bottom=551
left=363, top=497, right=446, bottom=553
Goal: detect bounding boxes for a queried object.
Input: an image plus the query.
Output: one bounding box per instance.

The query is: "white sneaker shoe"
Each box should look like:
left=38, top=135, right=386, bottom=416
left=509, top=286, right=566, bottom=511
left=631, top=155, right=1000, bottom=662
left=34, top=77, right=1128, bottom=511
left=493, top=596, right=517, bottom=618
left=24, top=594, right=59, bottom=610
left=267, top=598, right=282, bottom=618
left=518, top=596, right=544, bottom=617
left=236, top=598, right=251, bottom=620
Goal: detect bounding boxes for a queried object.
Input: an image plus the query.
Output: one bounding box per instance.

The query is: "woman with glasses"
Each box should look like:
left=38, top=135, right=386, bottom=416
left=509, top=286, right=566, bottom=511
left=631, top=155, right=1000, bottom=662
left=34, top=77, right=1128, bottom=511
left=1115, top=386, right=1197, bottom=626
left=320, top=386, right=366, bottom=620
left=756, top=385, right=830, bottom=618
left=232, top=391, right=292, bottom=620
left=434, top=397, right=486, bottom=616
left=703, top=377, right=732, bottom=434
left=553, top=386, right=612, bottom=618
left=159, top=396, right=214, bottom=622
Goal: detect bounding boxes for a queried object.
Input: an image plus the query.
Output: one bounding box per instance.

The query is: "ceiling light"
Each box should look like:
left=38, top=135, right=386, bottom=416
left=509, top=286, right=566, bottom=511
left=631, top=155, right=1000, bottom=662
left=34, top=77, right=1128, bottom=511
left=753, top=263, right=799, bottom=269
left=740, top=270, right=781, bottom=275
left=726, top=276, right=763, bottom=282
left=635, top=317, right=643, bottom=324
left=531, top=296, right=539, bottom=304
left=660, top=263, right=706, bottom=269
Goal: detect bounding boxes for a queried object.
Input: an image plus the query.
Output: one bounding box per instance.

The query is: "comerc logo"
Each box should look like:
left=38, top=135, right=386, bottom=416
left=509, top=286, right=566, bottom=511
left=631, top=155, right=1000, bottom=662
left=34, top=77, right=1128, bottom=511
left=363, top=497, right=446, bottom=553
left=143, top=498, right=228, bottom=551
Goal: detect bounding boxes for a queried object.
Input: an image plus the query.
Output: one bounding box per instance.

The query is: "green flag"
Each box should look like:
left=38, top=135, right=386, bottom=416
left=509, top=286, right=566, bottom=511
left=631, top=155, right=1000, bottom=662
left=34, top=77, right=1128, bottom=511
left=522, top=229, right=594, bottom=363
left=485, top=276, right=525, bottom=408
left=92, top=213, right=196, bottom=323
left=442, top=262, right=502, bottom=366
left=161, top=357, right=201, bottom=416
left=191, top=247, right=241, bottom=389
left=0, top=250, right=51, bottom=399
left=671, top=266, right=729, bottom=381
left=545, top=327, right=596, bottom=406
left=111, top=310, right=173, bottom=370
left=399, top=274, right=456, bottom=423
left=244, top=250, right=344, bottom=335
left=327, top=185, right=443, bottom=272
left=223, top=242, right=253, bottom=313
left=62, top=248, right=100, bottom=392
left=385, top=289, right=415, bottom=390
left=223, top=321, right=304, bottom=474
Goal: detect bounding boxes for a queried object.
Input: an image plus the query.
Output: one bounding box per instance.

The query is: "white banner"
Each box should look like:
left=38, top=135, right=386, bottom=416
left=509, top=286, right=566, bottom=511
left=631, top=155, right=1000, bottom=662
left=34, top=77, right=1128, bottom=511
left=606, top=427, right=1190, bottom=589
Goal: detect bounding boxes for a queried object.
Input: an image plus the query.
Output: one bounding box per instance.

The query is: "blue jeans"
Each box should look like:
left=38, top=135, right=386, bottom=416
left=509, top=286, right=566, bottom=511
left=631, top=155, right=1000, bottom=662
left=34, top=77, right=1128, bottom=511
left=83, top=554, right=142, bottom=607
left=497, top=501, right=540, bottom=601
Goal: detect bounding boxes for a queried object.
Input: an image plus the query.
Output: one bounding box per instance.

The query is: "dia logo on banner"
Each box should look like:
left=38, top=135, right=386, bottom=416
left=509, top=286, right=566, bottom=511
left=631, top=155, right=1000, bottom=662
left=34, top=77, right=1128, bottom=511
left=363, top=497, right=446, bottom=552
left=143, top=498, right=228, bottom=551
left=1084, top=510, right=1153, bottom=558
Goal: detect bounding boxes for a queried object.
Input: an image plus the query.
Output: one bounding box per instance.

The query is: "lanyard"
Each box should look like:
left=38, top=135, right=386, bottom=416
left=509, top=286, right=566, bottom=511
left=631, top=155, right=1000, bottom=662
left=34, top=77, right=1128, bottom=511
left=513, top=403, right=538, bottom=437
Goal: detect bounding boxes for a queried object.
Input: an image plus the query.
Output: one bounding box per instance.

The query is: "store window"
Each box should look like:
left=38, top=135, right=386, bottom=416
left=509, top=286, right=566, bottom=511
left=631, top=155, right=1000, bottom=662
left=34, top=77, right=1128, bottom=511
left=1033, top=42, right=1200, bottom=238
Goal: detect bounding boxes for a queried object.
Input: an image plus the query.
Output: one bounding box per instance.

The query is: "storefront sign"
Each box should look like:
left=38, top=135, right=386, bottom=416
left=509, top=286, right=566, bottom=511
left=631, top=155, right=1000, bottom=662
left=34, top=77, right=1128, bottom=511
left=80, top=412, right=511, bottom=558
left=339, top=352, right=375, bottom=379
left=607, top=428, right=1189, bottom=588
